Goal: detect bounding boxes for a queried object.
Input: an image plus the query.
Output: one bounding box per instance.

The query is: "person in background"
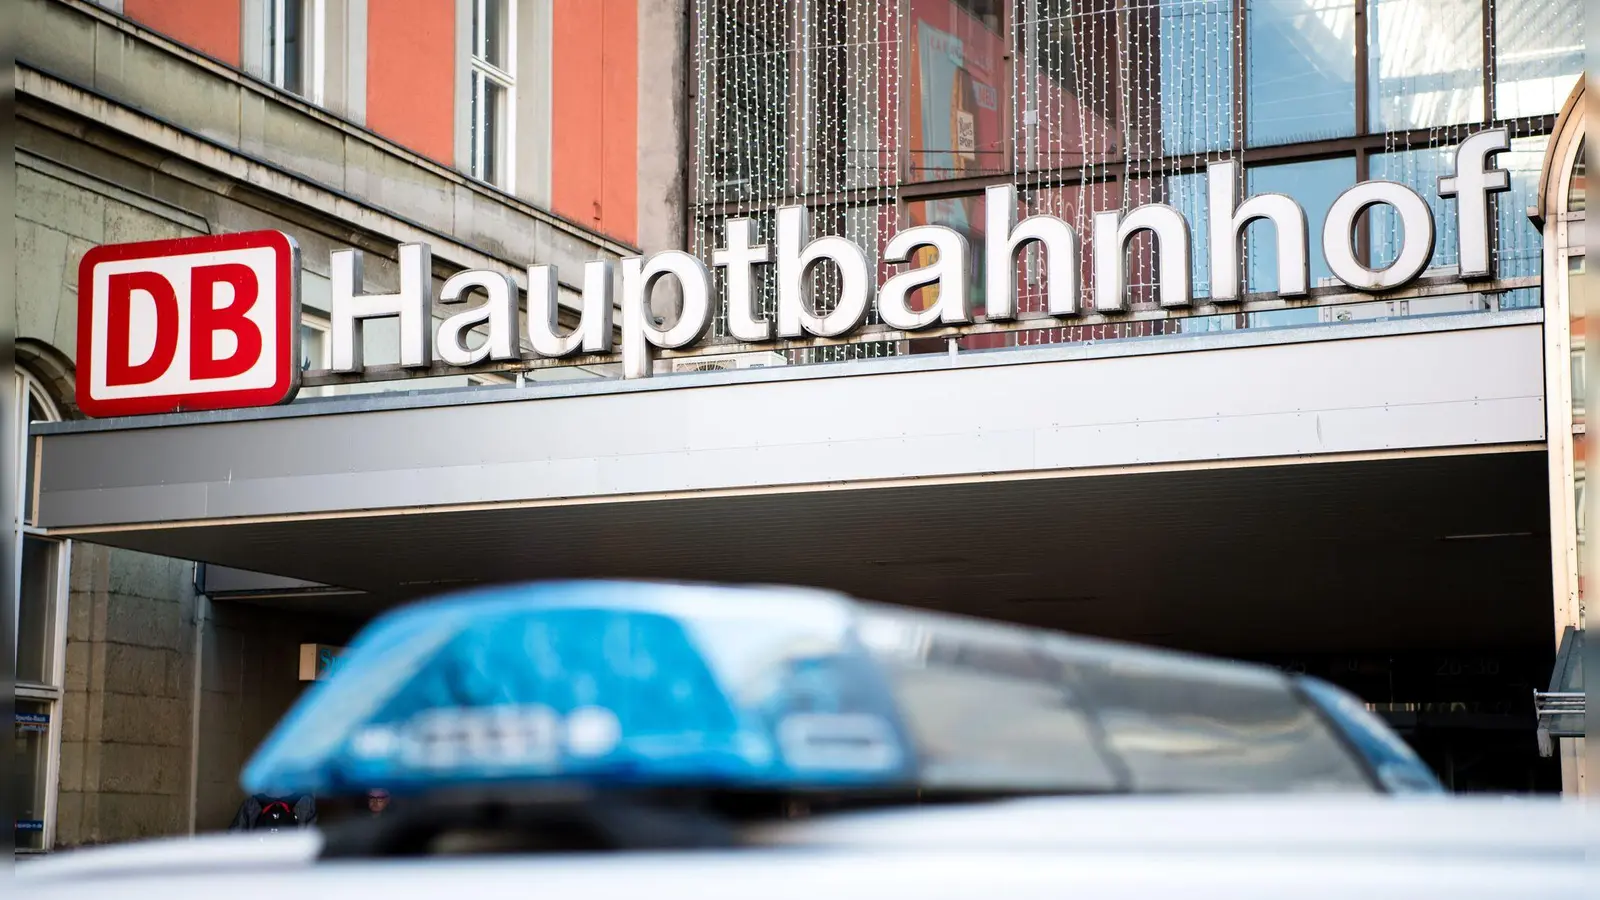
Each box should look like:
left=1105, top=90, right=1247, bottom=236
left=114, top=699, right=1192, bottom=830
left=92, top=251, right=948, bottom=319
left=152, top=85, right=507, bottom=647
left=228, top=794, right=318, bottom=833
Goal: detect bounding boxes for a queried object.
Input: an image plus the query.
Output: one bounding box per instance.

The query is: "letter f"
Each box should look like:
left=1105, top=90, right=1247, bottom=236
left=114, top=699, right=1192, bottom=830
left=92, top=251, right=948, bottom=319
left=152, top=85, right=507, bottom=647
left=1438, top=128, right=1511, bottom=280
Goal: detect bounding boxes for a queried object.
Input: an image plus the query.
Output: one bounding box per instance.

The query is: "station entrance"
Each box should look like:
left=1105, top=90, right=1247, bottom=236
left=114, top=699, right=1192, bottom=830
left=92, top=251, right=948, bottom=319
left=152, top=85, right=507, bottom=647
left=32, top=312, right=1565, bottom=794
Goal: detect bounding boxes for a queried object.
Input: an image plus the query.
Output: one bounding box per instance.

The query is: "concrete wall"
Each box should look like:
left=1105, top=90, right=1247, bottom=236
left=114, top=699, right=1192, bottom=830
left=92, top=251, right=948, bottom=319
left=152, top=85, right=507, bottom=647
left=56, top=544, right=196, bottom=846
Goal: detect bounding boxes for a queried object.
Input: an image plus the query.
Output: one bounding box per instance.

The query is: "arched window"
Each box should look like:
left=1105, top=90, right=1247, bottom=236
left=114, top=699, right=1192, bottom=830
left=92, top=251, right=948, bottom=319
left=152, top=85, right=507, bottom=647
left=14, top=366, right=70, bottom=853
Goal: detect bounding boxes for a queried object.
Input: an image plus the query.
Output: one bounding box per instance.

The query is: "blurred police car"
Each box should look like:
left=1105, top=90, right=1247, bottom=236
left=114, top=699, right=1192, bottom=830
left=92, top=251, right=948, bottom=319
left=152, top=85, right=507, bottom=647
left=19, top=581, right=1588, bottom=898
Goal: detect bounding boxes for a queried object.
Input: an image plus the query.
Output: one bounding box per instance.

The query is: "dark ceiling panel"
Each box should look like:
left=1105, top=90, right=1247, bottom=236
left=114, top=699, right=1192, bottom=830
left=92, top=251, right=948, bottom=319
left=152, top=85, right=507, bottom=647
left=80, top=450, right=1555, bottom=656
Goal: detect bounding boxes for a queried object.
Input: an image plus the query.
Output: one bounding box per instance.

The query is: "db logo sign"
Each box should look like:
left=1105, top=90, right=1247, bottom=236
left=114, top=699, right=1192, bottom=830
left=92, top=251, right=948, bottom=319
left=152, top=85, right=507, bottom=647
left=76, top=231, right=301, bottom=417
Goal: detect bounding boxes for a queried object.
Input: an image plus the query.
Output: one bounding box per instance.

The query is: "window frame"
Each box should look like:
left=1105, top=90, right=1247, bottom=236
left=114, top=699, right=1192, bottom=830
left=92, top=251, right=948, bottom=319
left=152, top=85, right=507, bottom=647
left=13, top=369, right=71, bottom=854
left=299, top=312, right=334, bottom=399
left=469, top=0, right=518, bottom=191
left=263, top=0, right=325, bottom=103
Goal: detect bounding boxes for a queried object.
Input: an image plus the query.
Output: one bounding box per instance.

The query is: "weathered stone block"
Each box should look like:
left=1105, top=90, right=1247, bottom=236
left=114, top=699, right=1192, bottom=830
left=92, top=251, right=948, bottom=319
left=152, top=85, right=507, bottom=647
left=17, top=0, right=97, bottom=86
left=92, top=23, right=242, bottom=148
left=53, top=791, right=87, bottom=848
left=15, top=218, right=72, bottom=344
left=103, top=201, right=193, bottom=247
left=259, top=102, right=348, bottom=191
left=99, top=693, right=185, bottom=746
left=107, top=548, right=192, bottom=601
left=69, top=542, right=108, bottom=593
left=61, top=690, right=89, bottom=743
left=104, top=643, right=177, bottom=698
left=17, top=168, right=105, bottom=243
left=99, top=743, right=185, bottom=796
left=63, top=639, right=91, bottom=692
left=96, top=792, right=185, bottom=843
left=105, top=593, right=185, bottom=651
left=58, top=740, right=86, bottom=794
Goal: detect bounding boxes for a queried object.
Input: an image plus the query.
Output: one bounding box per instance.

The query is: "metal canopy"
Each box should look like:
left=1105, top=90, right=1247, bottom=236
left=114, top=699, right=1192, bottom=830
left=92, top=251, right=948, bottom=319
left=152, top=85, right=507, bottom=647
left=30, top=312, right=1555, bottom=654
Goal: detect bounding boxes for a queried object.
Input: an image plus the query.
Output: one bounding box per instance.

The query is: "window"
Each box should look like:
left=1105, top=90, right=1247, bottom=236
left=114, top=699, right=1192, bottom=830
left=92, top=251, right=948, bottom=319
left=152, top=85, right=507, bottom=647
left=1493, top=0, right=1584, bottom=120
left=13, top=369, right=69, bottom=853
left=470, top=0, right=516, bottom=189
left=299, top=314, right=333, bottom=399
left=1158, top=0, right=1235, bottom=156
left=908, top=0, right=1006, bottom=181
left=263, top=0, right=324, bottom=103
left=1246, top=0, right=1358, bottom=146
left=1367, top=0, right=1483, bottom=131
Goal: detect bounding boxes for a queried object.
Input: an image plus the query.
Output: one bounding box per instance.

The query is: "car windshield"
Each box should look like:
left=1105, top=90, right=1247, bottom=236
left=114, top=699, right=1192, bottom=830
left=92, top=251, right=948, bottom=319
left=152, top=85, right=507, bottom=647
left=856, top=605, right=1376, bottom=794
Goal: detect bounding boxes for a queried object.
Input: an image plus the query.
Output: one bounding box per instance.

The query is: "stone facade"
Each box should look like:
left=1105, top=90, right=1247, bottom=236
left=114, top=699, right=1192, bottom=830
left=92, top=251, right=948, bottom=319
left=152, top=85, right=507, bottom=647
left=57, top=544, right=196, bottom=845
left=15, top=0, right=635, bottom=848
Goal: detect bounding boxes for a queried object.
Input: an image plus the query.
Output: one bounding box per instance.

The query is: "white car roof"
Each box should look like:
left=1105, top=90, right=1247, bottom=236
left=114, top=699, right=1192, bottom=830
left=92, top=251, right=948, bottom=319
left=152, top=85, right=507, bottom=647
left=19, top=795, right=1589, bottom=900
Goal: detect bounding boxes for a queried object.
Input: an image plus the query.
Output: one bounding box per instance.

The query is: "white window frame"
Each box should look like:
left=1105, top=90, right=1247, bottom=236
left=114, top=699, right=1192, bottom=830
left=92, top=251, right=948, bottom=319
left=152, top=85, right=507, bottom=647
left=299, top=312, right=333, bottom=398
left=469, top=0, right=517, bottom=191
left=14, top=369, right=71, bottom=854
left=262, top=0, right=326, bottom=104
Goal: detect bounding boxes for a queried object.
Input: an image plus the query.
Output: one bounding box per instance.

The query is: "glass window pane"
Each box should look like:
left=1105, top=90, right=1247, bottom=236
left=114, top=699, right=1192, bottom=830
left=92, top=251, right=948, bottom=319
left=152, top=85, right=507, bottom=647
left=300, top=324, right=327, bottom=371
left=909, top=1, right=1006, bottom=181
left=1495, top=135, right=1549, bottom=309
left=470, top=70, right=483, bottom=178
left=484, top=80, right=506, bottom=186
left=1166, top=172, right=1211, bottom=298
left=1368, top=0, right=1483, bottom=131
left=1069, top=658, right=1373, bottom=792
left=1568, top=138, right=1586, bottom=213
left=1024, top=0, right=1121, bottom=170
left=282, top=0, right=304, bottom=95
left=1158, top=0, right=1235, bottom=155
left=1243, top=157, right=1355, bottom=327
left=18, top=536, right=61, bottom=686
left=15, top=698, right=52, bottom=851
left=703, top=7, right=793, bottom=203
left=23, top=391, right=47, bottom=525
left=1247, top=0, right=1357, bottom=146
left=1493, top=0, right=1583, bottom=119
left=485, top=0, right=509, bottom=69
left=1369, top=145, right=1457, bottom=273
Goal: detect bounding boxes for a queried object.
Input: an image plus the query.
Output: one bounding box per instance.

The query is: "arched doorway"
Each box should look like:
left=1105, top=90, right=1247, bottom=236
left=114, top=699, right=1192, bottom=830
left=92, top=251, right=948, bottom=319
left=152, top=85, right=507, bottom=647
left=1533, top=78, right=1588, bottom=796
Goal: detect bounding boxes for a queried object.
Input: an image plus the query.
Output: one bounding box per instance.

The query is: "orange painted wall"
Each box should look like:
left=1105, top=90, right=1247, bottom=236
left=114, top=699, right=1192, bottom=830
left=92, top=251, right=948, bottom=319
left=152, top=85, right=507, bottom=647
left=123, top=0, right=241, bottom=67
left=553, top=0, right=638, bottom=243
left=366, top=0, right=456, bottom=165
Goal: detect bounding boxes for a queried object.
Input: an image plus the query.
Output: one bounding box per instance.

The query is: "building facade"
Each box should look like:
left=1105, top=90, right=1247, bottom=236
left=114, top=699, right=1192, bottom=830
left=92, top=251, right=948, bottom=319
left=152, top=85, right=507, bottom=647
left=13, top=0, right=665, bottom=849
left=12, top=0, right=1590, bottom=854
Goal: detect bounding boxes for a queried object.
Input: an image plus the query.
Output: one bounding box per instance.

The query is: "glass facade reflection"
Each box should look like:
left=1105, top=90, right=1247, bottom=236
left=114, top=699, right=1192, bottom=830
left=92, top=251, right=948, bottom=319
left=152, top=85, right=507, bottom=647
left=690, top=0, right=1574, bottom=357
left=1159, top=0, right=1235, bottom=155
left=1367, top=0, right=1483, bottom=131
left=1247, top=157, right=1355, bottom=290
left=1246, top=0, right=1357, bottom=146
left=1494, top=0, right=1584, bottom=119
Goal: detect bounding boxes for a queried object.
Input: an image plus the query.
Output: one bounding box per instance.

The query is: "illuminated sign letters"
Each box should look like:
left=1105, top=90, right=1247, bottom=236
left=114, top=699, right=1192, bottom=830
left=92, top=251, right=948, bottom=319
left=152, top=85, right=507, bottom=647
left=77, top=129, right=1514, bottom=418
left=324, top=127, right=1508, bottom=381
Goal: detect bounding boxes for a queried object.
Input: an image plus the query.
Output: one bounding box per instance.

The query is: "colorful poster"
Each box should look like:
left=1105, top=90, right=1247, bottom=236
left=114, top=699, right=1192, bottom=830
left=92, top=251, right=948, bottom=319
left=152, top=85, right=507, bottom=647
left=907, top=2, right=1005, bottom=320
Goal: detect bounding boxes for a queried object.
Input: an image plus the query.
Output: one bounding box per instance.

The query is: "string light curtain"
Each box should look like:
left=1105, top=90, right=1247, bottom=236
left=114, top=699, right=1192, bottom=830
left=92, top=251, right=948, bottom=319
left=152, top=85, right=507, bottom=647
left=689, top=0, right=1581, bottom=362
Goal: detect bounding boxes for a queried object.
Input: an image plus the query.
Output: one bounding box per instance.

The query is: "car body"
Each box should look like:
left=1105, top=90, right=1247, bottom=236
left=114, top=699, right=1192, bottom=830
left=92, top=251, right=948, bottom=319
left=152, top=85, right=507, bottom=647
left=18, top=794, right=1590, bottom=899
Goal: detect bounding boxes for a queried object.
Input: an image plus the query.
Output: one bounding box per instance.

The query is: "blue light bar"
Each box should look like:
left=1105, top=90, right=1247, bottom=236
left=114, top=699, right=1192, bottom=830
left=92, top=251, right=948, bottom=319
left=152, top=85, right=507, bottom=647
left=242, top=580, right=1381, bottom=798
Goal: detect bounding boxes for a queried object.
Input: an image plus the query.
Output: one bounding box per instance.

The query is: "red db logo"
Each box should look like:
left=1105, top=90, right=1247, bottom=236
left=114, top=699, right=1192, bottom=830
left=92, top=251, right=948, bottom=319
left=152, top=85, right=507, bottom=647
left=76, top=232, right=301, bottom=418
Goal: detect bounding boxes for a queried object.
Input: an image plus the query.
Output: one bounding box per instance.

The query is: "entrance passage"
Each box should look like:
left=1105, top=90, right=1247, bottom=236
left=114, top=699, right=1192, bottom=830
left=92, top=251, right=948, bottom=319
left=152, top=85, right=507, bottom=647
left=31, top=313, right=1559, bottom=791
